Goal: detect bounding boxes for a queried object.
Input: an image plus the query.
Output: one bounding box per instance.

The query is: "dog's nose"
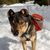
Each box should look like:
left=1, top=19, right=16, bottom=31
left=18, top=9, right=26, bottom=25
left=11, top=28, right=19, bottom=36
left=13, top=32, right=18, bottom=36
left=11, top=30, right=18, bottom=36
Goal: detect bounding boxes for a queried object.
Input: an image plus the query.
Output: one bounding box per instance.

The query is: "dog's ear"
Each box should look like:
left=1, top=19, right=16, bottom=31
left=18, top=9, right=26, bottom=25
left=20, top=9, right=29, bottom=16
left=8, top=9, right=15, bottom=17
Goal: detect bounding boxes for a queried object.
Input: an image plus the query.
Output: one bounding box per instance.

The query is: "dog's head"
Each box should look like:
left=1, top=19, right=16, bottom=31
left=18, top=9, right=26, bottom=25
left=8, top=9, right=30, bottom=36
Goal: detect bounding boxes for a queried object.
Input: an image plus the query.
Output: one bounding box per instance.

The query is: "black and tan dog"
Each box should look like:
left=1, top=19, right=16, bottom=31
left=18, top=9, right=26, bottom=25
left=8, top=9, right=36, bottom=50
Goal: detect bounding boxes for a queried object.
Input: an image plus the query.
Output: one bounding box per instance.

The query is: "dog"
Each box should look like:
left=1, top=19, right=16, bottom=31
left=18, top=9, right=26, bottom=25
left=8, top=9, right=36, bottom=50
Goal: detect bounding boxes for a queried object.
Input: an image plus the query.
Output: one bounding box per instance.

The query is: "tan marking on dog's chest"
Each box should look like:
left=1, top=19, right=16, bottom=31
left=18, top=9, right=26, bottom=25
left=17, top=22, right=29, bottom=37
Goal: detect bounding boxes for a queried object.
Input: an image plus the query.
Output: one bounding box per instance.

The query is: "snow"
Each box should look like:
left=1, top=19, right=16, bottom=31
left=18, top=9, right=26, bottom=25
left=7, top=3, right=25, bottom=7
left=25, top=1, right=34, bottom=4
left=0, top=4, right=50, bottom=50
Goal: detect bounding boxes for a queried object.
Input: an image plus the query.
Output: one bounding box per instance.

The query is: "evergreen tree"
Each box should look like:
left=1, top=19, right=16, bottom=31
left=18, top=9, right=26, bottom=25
left=0, top=0, right=3, bottom=5
left=0, top=0, right=32, bottom=5
left=34, top=0, right=48, bottom=6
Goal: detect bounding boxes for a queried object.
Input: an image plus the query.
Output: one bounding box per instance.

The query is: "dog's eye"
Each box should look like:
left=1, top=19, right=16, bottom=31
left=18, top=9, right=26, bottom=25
left=19, top=19, right=25, bottom=24
left=14, top=16, right=19, bottom=23
left=21, top=22, right=24, bottom=24
left=25, top=14, right=29, bottom=17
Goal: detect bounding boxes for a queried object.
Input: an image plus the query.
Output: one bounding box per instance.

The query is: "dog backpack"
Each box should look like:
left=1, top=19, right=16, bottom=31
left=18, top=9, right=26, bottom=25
left=32, top=14, right=43, bottom=31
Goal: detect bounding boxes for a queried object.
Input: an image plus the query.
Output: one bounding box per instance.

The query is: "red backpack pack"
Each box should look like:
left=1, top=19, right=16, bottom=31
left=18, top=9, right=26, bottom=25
left=32, top=14, right=43, bottom=31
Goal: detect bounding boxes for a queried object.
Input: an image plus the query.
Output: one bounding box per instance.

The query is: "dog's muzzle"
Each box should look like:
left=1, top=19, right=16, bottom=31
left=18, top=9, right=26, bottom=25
left=11, top=28, right=19, bottom=36
left=13, top=32, right=18, bottom=36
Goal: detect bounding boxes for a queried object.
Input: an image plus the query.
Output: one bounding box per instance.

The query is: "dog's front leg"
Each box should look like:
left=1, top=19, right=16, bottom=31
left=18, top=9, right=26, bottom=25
left=20, top=37, right=27, bottom=50
left=31, top=36, right=36, bottom=50
left=21, top=40, right=27, bottom=50
left=30, top=26, right=36, bottom=50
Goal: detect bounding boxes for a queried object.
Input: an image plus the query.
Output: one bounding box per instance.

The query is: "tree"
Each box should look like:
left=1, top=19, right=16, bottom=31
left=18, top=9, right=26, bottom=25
left=0, top=0, right=3, bottom=5
left=0, top=0, right=33, bottom=5
left=34, top=0, right=48, bottom=6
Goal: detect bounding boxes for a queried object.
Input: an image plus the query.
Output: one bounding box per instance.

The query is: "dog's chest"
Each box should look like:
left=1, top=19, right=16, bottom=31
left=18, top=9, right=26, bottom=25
left=17, top=17, right=31, bottom=36
left=18, top=22, right=29, bottom=33
left=21, top=24, right=34, bottom=40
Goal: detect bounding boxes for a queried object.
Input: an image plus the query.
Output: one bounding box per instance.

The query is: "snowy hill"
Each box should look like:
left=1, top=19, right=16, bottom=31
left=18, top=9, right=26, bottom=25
left=0, top=4, right=50, bottom=50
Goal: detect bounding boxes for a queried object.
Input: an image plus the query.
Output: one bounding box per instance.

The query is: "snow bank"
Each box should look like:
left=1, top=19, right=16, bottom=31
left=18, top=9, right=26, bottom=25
left=0, top=3, right=50, bottom=50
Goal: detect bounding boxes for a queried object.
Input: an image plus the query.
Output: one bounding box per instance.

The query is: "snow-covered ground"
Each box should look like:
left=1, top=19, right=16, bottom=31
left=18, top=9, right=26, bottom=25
left=0, top=4, right=50, bottom=50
